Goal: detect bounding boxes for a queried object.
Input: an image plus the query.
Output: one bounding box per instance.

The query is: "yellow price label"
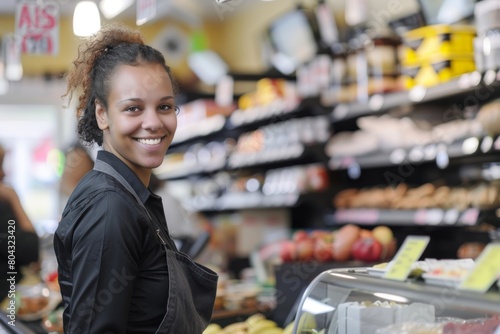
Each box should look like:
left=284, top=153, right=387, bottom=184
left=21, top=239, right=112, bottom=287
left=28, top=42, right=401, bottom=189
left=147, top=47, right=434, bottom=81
left=383, top=236, right=430, bottom=281
left=458, top=243, right=500, bottom=293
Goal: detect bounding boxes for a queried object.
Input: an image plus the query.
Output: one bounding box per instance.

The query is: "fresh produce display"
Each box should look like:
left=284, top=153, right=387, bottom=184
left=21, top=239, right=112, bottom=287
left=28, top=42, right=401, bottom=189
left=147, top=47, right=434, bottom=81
left=203, top=313, right=287, bottom=334
left=278, top=224, right=397, bottom=263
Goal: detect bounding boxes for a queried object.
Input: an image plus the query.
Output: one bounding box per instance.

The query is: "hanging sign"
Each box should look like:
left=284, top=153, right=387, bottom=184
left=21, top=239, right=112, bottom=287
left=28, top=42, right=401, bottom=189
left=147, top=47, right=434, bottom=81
left=15, top=1, right=59, bottom=55
left=136, top=0, right=157, bottom=26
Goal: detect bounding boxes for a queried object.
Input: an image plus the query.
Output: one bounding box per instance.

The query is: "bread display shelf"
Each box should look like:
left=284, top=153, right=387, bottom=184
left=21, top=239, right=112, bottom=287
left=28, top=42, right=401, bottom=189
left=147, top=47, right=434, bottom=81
left=329, top=208, right=481, bottom=227
left=331, top=70, right=500, bottom=122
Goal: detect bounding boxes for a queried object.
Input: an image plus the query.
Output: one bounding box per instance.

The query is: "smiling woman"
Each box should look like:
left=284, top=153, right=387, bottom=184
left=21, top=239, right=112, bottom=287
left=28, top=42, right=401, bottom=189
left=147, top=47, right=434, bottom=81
left=53, top=23, right=218, bottom=333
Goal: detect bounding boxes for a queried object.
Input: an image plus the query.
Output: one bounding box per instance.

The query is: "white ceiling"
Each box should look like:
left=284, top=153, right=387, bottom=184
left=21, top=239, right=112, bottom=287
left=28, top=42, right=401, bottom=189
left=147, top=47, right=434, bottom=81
left=0, top=0, right=263, bottom=21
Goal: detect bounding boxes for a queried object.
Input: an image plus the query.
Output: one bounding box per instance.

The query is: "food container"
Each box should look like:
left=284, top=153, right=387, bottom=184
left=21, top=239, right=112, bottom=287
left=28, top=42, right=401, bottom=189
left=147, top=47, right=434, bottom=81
left=474, top=34, right=500, bottom=72
left=402, top=24, right=476, bottom=65
left=474, top=0, right=500, bottom=37
left=402, top=56, right=476, bottom=88
left=16, top=284, right=51, bottom=317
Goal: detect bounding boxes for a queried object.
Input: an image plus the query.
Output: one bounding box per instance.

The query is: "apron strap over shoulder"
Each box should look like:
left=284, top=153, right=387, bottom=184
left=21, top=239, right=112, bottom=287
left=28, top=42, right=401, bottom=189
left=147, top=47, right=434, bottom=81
left=93, top=159, right=168, bottom=245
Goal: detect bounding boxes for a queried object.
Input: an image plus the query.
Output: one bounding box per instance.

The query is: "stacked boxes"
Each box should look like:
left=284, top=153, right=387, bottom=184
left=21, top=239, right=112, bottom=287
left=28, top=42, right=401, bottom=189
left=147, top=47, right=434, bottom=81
left=401, top=24, right=477, bottom=88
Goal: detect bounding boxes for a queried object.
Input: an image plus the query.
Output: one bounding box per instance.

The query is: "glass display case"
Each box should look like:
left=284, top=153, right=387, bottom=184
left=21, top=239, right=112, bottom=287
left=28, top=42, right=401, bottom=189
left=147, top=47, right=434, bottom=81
left=293, top=267, right=500, bottom=334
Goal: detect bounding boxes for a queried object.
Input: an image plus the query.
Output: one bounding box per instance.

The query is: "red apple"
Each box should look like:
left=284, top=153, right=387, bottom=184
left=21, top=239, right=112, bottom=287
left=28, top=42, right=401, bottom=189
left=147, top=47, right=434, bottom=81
left=351, top=237, right=383, bottom=262
left=313, top=239, right=335, bottom=262
left=296, top=239, right=315, bottom=261
left=279, top=240, right=297, bottom=262
left=293, top=230, right=309, bottom=242
left=310, top=230, right=334, bottom=243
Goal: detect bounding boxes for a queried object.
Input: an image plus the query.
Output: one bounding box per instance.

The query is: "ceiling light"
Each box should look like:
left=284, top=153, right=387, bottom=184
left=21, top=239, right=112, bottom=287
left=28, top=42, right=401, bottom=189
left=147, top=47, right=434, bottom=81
left=99, top=0, right=133, bottom=19
left=0, top=62, right=9, bottom=95
left=73, top=1, right=101, bottom=37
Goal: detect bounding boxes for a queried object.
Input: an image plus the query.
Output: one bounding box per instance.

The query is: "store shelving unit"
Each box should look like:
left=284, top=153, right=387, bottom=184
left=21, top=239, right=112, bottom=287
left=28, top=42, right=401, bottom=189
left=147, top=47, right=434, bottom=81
left=161, top=67, right=500, bottom=258
left=331, top=71, right=500, bottom=122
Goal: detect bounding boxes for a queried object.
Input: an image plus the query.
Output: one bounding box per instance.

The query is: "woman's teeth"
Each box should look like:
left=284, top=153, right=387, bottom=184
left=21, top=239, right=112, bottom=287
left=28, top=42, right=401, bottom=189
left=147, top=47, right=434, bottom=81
left=137, top=138, right=161, bottom=145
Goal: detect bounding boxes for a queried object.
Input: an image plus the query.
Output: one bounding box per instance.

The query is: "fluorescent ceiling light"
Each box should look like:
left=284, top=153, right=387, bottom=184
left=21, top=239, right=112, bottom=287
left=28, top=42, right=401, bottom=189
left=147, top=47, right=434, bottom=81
left=73, top=1, right=101, bottom=37
left=5, top=63, right=22, bottom=81
left=0, top=63, right=9, bottom=95
left=99, top=0, right=133, bottom=19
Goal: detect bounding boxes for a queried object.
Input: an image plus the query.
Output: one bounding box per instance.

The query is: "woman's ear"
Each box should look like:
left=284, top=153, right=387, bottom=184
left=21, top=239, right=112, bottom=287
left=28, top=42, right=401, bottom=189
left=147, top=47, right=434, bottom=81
left=95, top=100, right=109, bottom=130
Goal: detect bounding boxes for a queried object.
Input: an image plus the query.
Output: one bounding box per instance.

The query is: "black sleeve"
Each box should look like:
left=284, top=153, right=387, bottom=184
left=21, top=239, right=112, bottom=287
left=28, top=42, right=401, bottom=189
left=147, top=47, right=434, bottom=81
left=66, top=192, right=143, bottom=333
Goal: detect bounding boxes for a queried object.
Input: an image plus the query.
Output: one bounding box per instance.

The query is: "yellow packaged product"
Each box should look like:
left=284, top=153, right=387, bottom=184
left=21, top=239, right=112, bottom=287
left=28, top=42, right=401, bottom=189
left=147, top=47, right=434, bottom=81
left=402, top=24, right=476, bottom=64
left=402, top=56, right=476, bottom=88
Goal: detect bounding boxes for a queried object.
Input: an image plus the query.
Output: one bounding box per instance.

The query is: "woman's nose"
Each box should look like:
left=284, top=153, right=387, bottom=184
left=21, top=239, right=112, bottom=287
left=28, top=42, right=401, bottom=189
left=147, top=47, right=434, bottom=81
left=142, top=109, right=163, bottom=131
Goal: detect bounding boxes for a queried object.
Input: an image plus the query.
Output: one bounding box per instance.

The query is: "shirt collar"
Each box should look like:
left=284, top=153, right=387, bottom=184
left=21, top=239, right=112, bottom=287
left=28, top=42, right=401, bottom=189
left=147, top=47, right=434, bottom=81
left=96, top=150, right=151, bottom=204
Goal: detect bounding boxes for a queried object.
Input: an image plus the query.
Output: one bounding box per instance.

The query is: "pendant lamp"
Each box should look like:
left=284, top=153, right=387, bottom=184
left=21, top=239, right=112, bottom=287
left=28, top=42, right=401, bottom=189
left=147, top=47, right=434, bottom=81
left=73, top=1, right=101, bottom=37
left=99, top=0, right=134, bottom=19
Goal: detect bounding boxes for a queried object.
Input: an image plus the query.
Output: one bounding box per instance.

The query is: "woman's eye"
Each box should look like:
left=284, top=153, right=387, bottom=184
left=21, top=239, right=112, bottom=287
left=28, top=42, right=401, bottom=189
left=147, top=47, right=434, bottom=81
left=159, top=105, right=178, bottom=113
left=125, top=106, right=141, bottom=112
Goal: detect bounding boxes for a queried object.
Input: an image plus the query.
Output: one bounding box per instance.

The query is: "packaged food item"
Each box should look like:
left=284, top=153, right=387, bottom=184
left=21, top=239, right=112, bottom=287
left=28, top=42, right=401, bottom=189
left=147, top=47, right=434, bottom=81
left=16, top=284, right=51, bottom=316
left=402, top=25, right=476, bottom=64
left=401, top=24, right=477, bottom=88
left=337, top=301, right=435, bottom=334
left=375, top=322, right=444, bottom=334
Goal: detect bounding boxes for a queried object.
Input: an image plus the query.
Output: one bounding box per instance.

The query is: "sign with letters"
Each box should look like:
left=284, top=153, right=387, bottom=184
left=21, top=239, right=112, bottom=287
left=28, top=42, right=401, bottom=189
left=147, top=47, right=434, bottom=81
left=136, top=0, right=157, bottom=26
left=15, top=1, right=59, bottom=55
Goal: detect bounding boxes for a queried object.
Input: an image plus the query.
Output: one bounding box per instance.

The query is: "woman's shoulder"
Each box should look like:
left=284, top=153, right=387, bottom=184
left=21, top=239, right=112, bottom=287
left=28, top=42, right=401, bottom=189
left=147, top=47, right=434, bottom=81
left=61, top=171, right=145, bottom=224
left=69, top=170, right=135, bottom=203
left=57, top=175, right=148, bottom=246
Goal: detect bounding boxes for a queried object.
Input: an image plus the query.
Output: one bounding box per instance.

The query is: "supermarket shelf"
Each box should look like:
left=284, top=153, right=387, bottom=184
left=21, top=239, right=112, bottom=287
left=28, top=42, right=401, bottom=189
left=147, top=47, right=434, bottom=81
left=188, top=193, right=301, bottom=212
left=226, top=97, right=325, bottom=130
left=331, top=71, right=500, bottom=122
left=228, top=144, right=305, bottom=169
left=154, top=159, right=226, bottom=180
left=170, top=114, right=227, bottom=147
left=329, top=135, right=500, bottom=171
left=328, top=208, right=481, bottom=226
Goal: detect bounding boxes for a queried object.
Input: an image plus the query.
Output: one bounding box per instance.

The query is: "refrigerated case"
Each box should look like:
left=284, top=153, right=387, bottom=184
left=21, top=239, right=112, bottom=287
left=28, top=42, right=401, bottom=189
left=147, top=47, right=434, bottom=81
left=293, top=267, right=500, bottom=333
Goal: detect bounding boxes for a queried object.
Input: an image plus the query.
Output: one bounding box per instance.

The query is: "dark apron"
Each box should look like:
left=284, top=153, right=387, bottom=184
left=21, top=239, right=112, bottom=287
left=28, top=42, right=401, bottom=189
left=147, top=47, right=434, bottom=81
left=94, top=160, right=218, bottom=334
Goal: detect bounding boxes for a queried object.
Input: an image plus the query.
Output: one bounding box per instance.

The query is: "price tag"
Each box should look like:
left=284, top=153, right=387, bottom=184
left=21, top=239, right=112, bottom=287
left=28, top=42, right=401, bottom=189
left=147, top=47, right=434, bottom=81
left=458, top=243, right=500, bottom=293
left=383, top=236, right=430, bottom=281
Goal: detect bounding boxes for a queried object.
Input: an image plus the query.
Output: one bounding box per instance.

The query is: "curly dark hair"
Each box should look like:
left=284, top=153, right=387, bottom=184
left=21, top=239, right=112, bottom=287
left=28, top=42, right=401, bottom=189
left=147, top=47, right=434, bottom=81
left=62, top=23, right=178, bottom=146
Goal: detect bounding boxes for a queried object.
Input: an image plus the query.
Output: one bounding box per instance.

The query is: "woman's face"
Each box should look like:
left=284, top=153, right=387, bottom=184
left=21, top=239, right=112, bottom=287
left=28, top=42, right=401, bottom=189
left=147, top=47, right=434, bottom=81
left=96, top=62, right=177, bottom=183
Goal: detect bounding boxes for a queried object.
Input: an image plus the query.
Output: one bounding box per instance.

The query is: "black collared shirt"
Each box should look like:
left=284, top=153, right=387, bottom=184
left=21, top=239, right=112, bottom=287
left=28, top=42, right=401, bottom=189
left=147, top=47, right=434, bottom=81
left=54, top=151, right=170, bottom=333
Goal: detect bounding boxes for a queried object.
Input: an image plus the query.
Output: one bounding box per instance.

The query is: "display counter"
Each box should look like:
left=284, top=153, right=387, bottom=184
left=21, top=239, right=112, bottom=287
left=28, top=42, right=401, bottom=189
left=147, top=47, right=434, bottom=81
left=293, top=267, right=500, bottom=333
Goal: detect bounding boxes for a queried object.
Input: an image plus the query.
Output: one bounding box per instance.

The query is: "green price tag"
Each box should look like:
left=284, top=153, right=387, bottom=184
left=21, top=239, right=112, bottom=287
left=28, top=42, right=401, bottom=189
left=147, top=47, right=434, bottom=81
left=458, top=243, right=500, bottom=293
left=383, top=236, right=430, bottom=281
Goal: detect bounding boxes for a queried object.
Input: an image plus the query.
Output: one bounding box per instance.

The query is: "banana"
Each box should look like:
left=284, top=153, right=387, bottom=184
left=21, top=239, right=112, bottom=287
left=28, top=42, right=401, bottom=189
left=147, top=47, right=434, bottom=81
left=296, top=312, right=317, bottom=332
left=248, top=319, right=278, bottom=334
left=283, top=320, right=295, bottom=334
left=222, top=322, right=247, bottom=334
left=259, top=328, right=284, bottom=334
left=246, top=313, right=266, bottom=326
left=203, top=323, right=222, bottom=334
